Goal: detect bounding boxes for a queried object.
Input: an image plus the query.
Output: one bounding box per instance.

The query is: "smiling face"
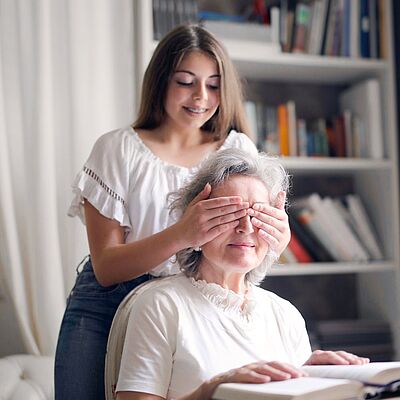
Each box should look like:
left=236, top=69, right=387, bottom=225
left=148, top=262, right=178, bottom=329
left=199, top=175, right=271, bottom=281
left=163, top=51, right=220, bottom=131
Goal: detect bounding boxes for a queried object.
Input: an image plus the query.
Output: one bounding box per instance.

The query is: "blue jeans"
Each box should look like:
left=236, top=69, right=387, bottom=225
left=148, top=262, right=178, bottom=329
left=54, top=256, right=151, bottom=400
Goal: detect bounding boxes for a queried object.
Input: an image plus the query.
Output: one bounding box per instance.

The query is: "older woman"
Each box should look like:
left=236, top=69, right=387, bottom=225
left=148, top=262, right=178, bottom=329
left=116, top=149, right=369, bottom=400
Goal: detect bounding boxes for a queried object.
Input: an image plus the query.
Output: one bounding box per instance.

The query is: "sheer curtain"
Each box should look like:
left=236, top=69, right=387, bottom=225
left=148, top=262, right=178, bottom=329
left=0, top=0, right=136, bottom=355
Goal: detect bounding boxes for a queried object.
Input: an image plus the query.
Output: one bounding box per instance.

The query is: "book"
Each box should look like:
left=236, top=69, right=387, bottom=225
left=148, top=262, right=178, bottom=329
left=344, top=194, right=383, bottom=260
left=213, top=377, right=364, bottom=400
left=360, top=0, right=371, bottom=58
left=339, top=79, right=383, bottom=159
left=213, top=362, right=400, bottom=400
left=287, top=232, right=313, bottom=263
left=289, top=214, right=334, bottom=262
left=277, top=104, right=289, bottom=156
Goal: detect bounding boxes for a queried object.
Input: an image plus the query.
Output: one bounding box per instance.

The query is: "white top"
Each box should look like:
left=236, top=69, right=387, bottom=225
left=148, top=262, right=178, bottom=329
left=68, top=126, right=258, bottom=276
left=116, top=274, right=312, bottom=399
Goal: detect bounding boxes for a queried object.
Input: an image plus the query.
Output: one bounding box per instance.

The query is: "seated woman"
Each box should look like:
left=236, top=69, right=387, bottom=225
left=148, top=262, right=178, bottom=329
left=116, top=149, right=369, bottom=400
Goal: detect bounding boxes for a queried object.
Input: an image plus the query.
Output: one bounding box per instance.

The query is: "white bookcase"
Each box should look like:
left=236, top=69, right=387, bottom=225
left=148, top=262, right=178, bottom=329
left=133, top=0, right=400, bottom=358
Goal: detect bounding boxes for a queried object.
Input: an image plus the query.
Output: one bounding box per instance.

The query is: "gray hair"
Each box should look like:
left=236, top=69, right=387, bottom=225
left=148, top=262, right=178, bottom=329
left=170, top=148, right=290, bottom=285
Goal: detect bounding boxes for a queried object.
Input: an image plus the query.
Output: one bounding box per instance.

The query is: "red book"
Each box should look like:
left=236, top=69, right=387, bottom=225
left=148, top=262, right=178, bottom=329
left=288, top=231, right=313, bottom=263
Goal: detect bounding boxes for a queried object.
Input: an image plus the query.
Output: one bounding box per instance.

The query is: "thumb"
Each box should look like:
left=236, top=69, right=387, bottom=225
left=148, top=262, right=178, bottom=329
left=190, top=183, right=212, bottom=205
left=275, top=191, right=286, bottom=210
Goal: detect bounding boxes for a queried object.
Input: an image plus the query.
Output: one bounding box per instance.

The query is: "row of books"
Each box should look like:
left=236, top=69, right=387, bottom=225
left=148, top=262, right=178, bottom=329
left=152, top=0, right=198, bottom=40
left=281, top=0, right=386, bottom=58
left=281, top=193, right=383, bottom=263
left=246, top=79, right=383, bottom=159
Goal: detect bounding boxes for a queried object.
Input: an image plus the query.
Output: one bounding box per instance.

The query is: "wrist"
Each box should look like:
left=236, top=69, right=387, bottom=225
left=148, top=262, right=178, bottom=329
left=167, top=221, right=190, bottom=252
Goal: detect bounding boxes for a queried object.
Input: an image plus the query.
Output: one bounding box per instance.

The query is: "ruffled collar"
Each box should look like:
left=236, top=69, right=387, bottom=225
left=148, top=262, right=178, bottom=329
left=189, top=277, right=257, bottom=321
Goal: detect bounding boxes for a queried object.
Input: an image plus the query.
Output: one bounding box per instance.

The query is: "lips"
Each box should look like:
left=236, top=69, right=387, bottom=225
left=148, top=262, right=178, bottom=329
left=228, top=242, right=256, bottom=248
left=183, top=106, right=208, bottom=114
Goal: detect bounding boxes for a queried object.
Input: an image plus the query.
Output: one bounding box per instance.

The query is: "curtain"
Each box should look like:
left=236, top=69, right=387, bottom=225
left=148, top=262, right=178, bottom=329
left=0, top=0, right=136, bottom=355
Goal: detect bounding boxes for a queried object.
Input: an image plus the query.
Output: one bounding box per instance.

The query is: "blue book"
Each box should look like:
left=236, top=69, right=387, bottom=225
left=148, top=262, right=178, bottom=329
left=360, top=0, right=370, bottom=57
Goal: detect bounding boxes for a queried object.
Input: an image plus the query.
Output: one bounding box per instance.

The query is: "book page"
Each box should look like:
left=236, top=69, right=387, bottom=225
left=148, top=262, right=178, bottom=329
left=302, top=362, right=400, bottom=384
left=213, top=377, right=362, bottom=400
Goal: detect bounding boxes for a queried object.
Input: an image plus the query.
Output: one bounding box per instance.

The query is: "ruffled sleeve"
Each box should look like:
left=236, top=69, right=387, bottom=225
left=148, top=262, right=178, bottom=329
left=225, top=130, right=258, bottom=156
left=68, top=127, right=134, bottom=230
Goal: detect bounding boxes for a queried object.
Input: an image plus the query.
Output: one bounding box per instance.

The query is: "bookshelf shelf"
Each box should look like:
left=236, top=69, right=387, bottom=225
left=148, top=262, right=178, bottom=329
left=150, top=39, right=387, bottom=84
left=281, top=157, right=392, bottom=172
left=270, top=261, right=396, bottom=276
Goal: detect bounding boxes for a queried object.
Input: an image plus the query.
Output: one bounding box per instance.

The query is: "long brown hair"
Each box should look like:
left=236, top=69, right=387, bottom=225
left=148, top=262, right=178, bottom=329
left=133, top=24, right=251, bottom=140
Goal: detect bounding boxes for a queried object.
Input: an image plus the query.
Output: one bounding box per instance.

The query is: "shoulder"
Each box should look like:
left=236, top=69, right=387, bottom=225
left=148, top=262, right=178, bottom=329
left=253, top=286, right=305, bottom=323
left=132, top=274, right=189, bottom=311
left=224, top=130, right=258, bottom=155
left=91, top=125, right=136, bottom=157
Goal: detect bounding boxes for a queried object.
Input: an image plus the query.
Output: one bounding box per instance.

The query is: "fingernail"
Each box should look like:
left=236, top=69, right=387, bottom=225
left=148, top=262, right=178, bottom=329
left=248, top=208, right=254, bottom=215
left=253, top=204, right=260, bottom=210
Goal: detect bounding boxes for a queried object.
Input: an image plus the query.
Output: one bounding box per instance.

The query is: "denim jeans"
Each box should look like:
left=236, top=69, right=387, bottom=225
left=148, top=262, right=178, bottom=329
left=54, top=256, right=151, bottom=400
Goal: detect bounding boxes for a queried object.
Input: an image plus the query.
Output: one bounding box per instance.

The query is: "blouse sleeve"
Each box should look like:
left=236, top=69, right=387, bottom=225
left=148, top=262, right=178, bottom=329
left=67, top=128, right=133, bottom=230
left=229, top=130, right=258, bottom=156
left=116, top=288, right=178, bottom=397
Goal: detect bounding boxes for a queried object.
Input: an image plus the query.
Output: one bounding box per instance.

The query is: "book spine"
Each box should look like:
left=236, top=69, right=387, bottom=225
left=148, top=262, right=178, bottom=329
left=278, top=104, right=289, bottom=156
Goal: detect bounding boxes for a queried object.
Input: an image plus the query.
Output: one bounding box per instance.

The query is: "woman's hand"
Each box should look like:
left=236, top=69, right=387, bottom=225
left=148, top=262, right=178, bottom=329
left=174, top=183, right=249, bottom=249
left=304, top=350, right=370, bottom=366
left=183, top=361, right=307, bottom=400
left=247, top=191, right=290, bottom=256
left=217, top=361, right=308, bottom=384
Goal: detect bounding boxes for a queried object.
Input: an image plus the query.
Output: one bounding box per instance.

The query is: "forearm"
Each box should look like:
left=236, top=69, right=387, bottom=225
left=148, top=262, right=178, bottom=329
left=174, top=376, right=222, bottom=400
left=93, top=223, right=186, bottom=286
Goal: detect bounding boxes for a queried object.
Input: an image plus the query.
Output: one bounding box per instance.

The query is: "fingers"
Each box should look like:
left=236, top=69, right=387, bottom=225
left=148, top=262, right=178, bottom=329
left=247, top=203, right=289, bottom=250
left=223, top=361, right=307, bottom=385
left=305, top=350, right=370, bottom=365
left=189, top=183, right=212, bottom=206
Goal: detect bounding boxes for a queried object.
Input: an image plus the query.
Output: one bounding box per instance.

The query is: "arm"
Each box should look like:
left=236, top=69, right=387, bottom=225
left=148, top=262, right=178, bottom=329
left=86, top=183, right=247, bottom=286
left=117, top=362, right=307, bottom=400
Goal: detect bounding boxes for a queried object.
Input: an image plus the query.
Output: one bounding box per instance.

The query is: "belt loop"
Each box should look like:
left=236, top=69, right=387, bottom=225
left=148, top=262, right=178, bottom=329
left=75, top=254, right=90, bottom=274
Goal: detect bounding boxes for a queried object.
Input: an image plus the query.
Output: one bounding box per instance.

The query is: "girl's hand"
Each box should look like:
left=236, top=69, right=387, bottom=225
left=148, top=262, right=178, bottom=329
left=247, top=191, right=290, bottom=256
left=174, top=183, right=249, bottom=249
left=304, top=350, right=370, bottom=366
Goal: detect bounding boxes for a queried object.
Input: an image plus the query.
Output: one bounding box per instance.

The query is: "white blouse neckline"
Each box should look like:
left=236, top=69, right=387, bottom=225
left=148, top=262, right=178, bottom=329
left=189, top=277, right=257, bottom=321
left=129, top=126, right=235, bottom=172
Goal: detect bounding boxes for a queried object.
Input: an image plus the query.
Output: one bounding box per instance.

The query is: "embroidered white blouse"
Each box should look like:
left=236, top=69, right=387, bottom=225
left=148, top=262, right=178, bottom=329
left=116, top=274, right=312, bottom=399
left=68, top=126, right=258, bottom=276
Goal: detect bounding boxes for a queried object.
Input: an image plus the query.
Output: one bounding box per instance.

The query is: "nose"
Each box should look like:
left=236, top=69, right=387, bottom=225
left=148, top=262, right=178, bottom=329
left=192, top=81, right=208, bottom=101
left=235, top=215, right=254, bottom=234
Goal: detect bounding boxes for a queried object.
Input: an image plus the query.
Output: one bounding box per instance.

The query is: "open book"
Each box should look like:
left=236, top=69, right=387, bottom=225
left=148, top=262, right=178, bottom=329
left=212, top=362, right=400, bottom=400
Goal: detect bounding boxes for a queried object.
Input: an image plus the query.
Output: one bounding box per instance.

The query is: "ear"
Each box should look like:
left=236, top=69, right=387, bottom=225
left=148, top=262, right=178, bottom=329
left=276, top=191, right=287, bottom=209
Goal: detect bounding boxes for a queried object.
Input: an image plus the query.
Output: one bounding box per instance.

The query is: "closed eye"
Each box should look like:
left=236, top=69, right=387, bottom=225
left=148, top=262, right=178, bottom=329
left=176, top=81, right=193, bottom=86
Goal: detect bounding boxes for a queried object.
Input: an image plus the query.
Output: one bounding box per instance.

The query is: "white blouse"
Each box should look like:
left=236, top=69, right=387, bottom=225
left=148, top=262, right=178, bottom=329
left=68, top=126, right=258, bottom=276
left=116, top=274, right=312, bottom=399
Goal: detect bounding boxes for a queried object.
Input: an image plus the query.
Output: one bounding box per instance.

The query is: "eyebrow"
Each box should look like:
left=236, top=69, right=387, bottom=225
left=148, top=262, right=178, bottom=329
left=174, top=69, right=221, bottom=78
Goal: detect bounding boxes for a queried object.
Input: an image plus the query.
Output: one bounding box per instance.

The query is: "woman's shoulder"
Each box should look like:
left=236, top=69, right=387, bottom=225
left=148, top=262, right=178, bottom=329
left=253, top=286, right=304, bottom=320
left=223, top=130, right=258, bottom=155
left=133, top=274, right=189, bottom=305
left=92, top=125, right=138, bottom=153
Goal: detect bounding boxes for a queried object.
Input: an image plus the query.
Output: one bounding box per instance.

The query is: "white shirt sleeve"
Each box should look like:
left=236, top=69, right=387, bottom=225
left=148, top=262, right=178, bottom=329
left=116, top=288, right=178, bottom=397
left=68, top=128, right=133, bottom=229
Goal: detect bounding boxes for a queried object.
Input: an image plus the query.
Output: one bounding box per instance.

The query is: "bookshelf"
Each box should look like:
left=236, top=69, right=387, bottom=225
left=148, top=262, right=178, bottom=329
left=133, top=0, right=400, bottom=358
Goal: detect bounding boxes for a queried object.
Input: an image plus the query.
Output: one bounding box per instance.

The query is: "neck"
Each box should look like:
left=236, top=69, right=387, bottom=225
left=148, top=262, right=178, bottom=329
left=196, top=265, right=247, bottom=295
left=157, top=120, right=204, bottom=147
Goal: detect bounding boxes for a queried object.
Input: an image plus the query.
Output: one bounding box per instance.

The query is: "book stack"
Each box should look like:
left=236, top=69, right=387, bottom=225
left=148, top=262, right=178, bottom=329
left=282, top=193, right=383, bottom=263
left=245, top=78, right=383, bottom=159
left=309, top=319, right=394, bottom=362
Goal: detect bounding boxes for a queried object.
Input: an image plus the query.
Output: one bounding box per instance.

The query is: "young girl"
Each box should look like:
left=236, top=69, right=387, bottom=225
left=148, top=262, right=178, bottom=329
left=54, top=24, right=291, bottom=399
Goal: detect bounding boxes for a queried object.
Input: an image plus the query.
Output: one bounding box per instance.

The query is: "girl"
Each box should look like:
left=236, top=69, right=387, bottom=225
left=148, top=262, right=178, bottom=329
left=54, top=24, right=291, bottom=399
